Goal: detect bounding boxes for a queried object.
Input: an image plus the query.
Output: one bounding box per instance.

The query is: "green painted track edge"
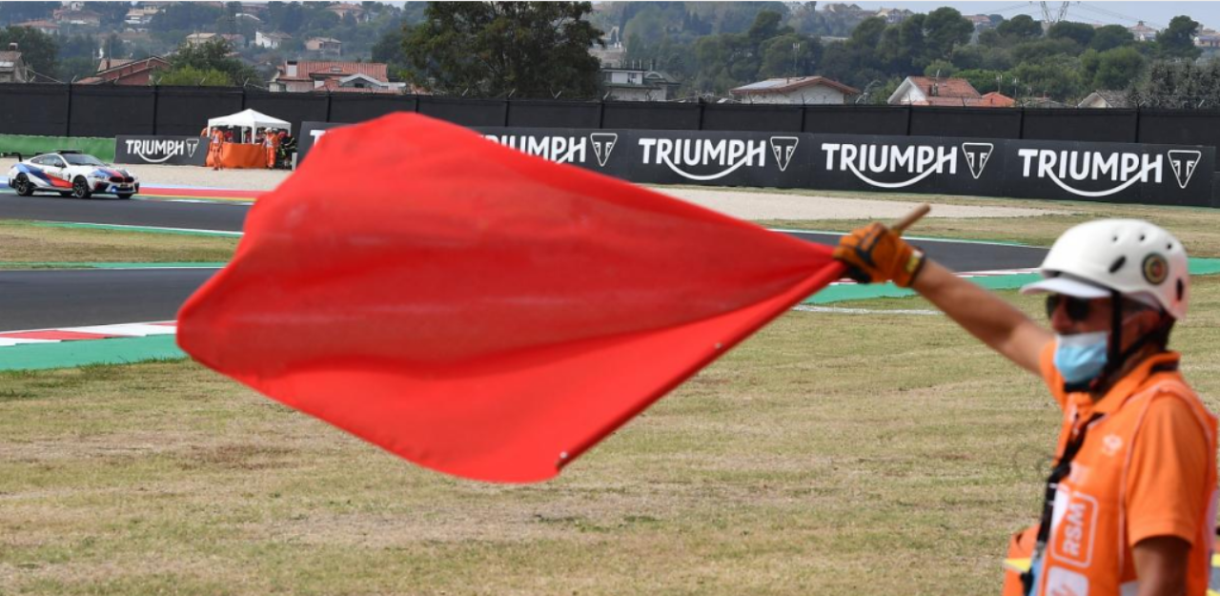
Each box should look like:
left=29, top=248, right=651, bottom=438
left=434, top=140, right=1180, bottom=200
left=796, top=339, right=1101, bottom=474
left=0, top=335, right=185, bottom=372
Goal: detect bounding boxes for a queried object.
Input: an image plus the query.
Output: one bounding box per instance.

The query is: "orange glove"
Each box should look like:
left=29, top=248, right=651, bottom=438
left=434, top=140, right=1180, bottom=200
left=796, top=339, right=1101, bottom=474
left=832, top=223, right=925, bottom=287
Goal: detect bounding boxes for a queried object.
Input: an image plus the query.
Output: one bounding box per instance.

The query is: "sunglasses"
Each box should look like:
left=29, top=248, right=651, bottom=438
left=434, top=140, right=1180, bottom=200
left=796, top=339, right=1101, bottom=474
left=1045, top=294, right=1092, bottom=322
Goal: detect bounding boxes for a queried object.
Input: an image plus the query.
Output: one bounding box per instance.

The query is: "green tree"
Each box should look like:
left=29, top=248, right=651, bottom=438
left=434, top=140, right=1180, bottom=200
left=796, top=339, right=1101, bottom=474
left=747, top=10, right=788, bottom=44
left=1158, top=16, right=1201, bottom=60
left=0, top=2, right=56, bottom=26
left=1048, top=21, right=1095, bottom=48
left=1092, top=46, right=1146, bottom=90
left=151, top=3, right=225, bottom=33
left=758, top=33, right=820, bottom=78
left=957, top=68, right=1006, bottom=95
left=978, top=28, right=1002, bottom=47
left=1012, top=38, right=1080, bottom=63
left=103, top=33, right=127, bottom=61
left=848, top=16, right=886, bottom=52
left=0, top=26, right=58, bottom=77
left=91, top=2, right=133, bottom=27
left=403, top=2, right=604, bottom=99
left=877, top=14, right=925, bottom=73
left=164, top=38, right=259, bottom=86
left=1012, top=55, right=1083, bottom=100
left=58, top=34, right=97, bottom=61
left=996, top=15, right=1042, bottom=43
left=60, top=57, right=97, bottom=82
left=155, top=65, right=233, bottom=86
left=622, top=5, right=667, bottom=44
left=372, top=25, right=410, bottom=80
left=922, top=7, right=972, bottom=62
left=713, top=2, right=789, bottom=34
left=1089, top=25, right=1134, bottom=52
left=923, top=59, right=957, bottom=79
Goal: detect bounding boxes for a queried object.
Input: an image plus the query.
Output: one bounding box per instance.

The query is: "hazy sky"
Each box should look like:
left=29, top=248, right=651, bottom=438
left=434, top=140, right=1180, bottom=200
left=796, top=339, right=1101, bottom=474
left=851, top=2, right=1219, bottom=30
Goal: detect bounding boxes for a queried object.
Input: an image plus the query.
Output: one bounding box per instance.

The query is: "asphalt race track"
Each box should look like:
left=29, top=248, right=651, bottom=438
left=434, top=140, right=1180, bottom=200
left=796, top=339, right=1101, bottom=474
left=0, top=193, right=247, bottom=232
left=0, top=194, right=1049, bottom=331
left=0, top=268, right=218, bottom=331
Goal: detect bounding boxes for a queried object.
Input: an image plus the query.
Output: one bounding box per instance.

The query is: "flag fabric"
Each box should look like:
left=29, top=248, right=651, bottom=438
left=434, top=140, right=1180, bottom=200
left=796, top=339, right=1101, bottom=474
left=178, top=113, right=843, bottom=483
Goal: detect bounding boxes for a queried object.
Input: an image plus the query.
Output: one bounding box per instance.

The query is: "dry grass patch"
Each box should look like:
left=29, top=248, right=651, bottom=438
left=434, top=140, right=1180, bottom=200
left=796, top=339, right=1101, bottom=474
left=3, top=278, right=1220, bottom=595
left=0, top=220, right=238, bottom=266
left=684, top=186, right=1220, bottom=256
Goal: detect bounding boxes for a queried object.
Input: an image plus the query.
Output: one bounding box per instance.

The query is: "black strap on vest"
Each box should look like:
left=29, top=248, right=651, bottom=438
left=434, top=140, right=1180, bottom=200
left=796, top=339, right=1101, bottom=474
left=1021, top=412, right=1104, bottom=595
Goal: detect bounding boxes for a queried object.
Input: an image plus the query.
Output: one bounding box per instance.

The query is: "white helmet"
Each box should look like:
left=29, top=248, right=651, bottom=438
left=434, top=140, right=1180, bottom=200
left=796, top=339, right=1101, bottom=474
left=1020, top=219, right=1188, bottom=320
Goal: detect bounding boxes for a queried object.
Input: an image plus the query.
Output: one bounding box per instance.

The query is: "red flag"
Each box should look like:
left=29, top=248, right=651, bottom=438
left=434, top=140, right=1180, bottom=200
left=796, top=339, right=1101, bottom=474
left=178, top=113, right=842, bottom=483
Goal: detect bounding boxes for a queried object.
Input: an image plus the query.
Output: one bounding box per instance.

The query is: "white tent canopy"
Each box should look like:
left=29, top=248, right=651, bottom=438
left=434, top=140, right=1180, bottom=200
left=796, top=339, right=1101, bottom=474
left=206, top=109, right=291, bottom=134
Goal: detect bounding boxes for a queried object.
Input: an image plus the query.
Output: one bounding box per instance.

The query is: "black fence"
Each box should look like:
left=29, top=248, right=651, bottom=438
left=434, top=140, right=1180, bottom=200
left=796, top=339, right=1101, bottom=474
left=6, top=84, right=1220, bottom=171
left=298, top=124, right=1218, bottom=207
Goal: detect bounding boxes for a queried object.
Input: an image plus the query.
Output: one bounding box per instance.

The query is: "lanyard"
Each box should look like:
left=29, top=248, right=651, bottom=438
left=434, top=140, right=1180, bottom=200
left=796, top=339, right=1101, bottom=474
left=1022, top=412, right=1104, bottom=595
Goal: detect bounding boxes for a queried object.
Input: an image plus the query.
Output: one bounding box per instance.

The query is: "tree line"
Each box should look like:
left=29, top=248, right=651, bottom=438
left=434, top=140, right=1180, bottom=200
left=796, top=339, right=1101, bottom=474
left=3, top=1, right=1214, bottom=108
left=373, top=2, right=1213, bottom=105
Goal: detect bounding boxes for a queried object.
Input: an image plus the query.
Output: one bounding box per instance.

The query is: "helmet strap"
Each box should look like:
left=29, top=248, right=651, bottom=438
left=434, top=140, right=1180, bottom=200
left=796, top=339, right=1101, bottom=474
left=1085, top=292, right=1169, bottom=395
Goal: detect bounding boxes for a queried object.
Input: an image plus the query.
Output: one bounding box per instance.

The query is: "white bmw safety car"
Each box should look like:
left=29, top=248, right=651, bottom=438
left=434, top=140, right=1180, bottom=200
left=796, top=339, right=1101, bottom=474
left=7, top=151, right=140, bottom=199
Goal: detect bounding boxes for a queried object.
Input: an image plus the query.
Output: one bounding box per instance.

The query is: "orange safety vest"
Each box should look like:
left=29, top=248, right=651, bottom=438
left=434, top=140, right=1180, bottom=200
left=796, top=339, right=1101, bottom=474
left=1006, top=351, right=1217, bottom=596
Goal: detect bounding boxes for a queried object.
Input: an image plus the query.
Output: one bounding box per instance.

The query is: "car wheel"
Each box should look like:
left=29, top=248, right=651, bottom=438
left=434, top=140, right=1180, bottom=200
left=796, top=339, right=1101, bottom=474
left=116, top=193, right=134, bottom=200
left=13, top=174, right=34, bottom=196
left=71, top=177, right=92, bottom=199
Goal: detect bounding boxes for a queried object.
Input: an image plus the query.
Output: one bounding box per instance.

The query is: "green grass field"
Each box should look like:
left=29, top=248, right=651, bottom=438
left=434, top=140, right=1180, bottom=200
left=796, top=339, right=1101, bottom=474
left=1, top=193, right=1218, bottom=595
left=0, top=220, right=238, bottom=267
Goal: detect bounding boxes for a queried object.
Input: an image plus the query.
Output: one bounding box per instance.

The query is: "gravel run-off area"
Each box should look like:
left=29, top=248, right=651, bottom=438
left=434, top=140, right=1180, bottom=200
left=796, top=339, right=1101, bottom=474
left=1, top=158, right=1061, bottom=221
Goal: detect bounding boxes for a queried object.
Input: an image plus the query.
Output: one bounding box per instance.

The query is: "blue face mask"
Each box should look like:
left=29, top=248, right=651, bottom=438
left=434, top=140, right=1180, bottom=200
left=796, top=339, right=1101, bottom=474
left=1054, top=331, right=1109, bottom=386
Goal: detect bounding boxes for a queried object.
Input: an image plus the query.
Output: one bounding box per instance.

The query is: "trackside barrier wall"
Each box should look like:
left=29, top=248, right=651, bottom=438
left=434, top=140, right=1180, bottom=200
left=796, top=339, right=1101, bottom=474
left=7, top=84, right=1220, bottom=168
left=1021, top=109, right=1139, bottom=143
left=507, top=100, right=601, bottom=129
left=0, top=134, right=115, bottom=162
left=908, top=107, right=1023, bottom=139
left=114, top=135, right=210, bottom=166
left=155, top=87, right=244, bottom=136
left=328, top=96, right=418, bottom=123
left=298, top=122, right=1217, bottom=208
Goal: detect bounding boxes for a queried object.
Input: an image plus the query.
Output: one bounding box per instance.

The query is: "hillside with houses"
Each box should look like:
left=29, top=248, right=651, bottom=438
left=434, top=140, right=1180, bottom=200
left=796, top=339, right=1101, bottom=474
left=0, top=1, right=1217, bottom=107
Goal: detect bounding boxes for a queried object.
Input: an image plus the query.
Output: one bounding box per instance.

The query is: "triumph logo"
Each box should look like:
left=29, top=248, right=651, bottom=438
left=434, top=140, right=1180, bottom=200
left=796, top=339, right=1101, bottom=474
left=484, top=133, right=588, bottom=164
left=124, top=138, right=202, bottom=163
left=637, top=137, right=771, bottom=181
left=821, top=142, right=958, bottom=188
left=589, top=133, right=617, bottom=167
left=961, top=143, right=994, bottom=180
left=1168, top=150, right=1201, bottom=189
left=770, top=136, right=799, bottom=172
left=1017, top=149, right=1164, bottom=197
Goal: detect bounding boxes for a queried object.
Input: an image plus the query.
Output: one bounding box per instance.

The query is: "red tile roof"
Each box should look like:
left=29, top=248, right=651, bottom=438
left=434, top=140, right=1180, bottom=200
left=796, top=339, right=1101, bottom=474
left=277, top=61, right=389, bottom=82
left=905, top=76, right=981, bottom=99
left=980, top=91, right=1015, bottom=107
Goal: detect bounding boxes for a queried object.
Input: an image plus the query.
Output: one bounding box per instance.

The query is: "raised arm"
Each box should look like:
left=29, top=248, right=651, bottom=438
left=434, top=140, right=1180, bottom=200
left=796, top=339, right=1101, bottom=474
left=909, top=259, right=1051, bottom=374
left=834, top=222, right=1051, bottom=375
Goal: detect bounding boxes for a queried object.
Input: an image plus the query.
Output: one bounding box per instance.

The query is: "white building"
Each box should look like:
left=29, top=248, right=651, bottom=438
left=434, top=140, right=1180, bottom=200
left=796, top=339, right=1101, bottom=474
left=1078, top=90, right=1131, bottom=109
left=730, top=76, right=860, bottom=105
left=305, top=37, right=342, bottom=57
left=1129, top=21, right=1158, bottom=42
left=888, top=76, right=984, bottom=106
left=255, top=31, right=291, bottom=50
left=0, top=47, right=31, bottom=83
left=601, top=67, right=679, bottom=101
